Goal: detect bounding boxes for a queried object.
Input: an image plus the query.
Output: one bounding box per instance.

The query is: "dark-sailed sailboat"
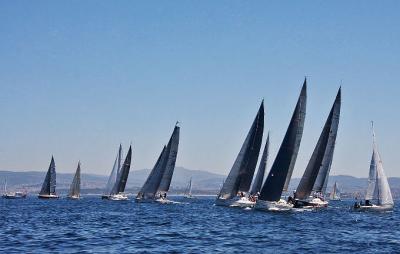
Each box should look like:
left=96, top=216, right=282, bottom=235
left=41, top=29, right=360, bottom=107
left=68, top=161, right=81, bottom=200
left=136, top=124, right=180, bottom=203
left=294, top=88, right=341, bottom=208
left=102, top=144, right=123, bottom=199
left=255, top=79, right=306, bottom=211
left=249, top=132, right=270, bottom=197
left=106, top=145, right=133, bottom=201
left=215, top=101, right=264, bottom=207
left=38, top=156, right=59, bottom=199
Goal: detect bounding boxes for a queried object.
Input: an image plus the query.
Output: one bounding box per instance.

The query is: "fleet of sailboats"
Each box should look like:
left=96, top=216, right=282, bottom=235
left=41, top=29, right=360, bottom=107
left=3, top=80, right=395, bottom=214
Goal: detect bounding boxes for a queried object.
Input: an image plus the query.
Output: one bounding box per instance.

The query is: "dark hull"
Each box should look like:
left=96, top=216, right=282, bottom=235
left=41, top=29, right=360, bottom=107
left=38, top=194, right=59, bottom=199
left=293, top=199, right=328, bottom=208
left=2, top=195, right=27, bottom=199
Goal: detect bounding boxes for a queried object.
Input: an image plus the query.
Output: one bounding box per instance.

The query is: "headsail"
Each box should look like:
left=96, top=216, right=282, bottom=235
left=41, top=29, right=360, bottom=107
left=295, top=88, right=341, bottom=200
left=259, top=80, right=306, bottom=201
left=68, top=162, right=81, bottom=198
left=157, top=125, right=180, bottom=193
left=111, top=145, right=132, bottom=194
left=104, top=145, right=123, bottom=196
left=313, top=88, right=341, bottom=194
left=39, top=156, right=57, bottom=195
left=218, top=101, right=264, bottom=199
left=250, top=132, right=269, bottom=195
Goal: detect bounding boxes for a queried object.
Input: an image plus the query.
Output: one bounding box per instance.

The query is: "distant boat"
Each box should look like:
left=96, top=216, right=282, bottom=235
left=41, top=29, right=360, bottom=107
left=136, top=124, right=180, bottom=203
left=255, top=79, right=306, bottom=212
left=354, top=123, right=394, bottom=211
left=102, top=144, right=123, bottom=199
left=294, top=87, right=341, bottom=209
left=2, top=179, right=27, bottom=199
left=38, top=156, right=59, bottom=199
left=105, top=145, right=133, bottom=201
left=215, top=101, right=264, bottom=208
left=329, top=182, right=341, bottom=201
left=183, top=177, right=193, bottom=199
left=67, top=162, right=81, bottom=200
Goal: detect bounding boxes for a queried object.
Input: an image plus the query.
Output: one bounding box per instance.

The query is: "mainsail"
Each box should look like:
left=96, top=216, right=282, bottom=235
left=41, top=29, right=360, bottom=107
left=259, top=80, right=306, bottom=201
left=68, top=162, right=81, bottom=198
left=365, top=125, right=393, bottom=206
left=157, top=125, right=180, bottom=193
left=104, top=145, right=123, bottom=196
left=218, top=101, right=264, bottom=199
left=313, top=88, right=341, bottom=194
left=250, top=132, right=269, bottom=195
left=39, top=156, right=57, bottom=195
left=295, top=88, right=341, bottom=200
left=111, top=145, right=132, bottom=195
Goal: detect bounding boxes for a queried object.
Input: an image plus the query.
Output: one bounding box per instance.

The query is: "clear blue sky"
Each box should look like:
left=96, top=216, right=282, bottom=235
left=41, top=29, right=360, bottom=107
left=0, top=1, right=399, bottom=177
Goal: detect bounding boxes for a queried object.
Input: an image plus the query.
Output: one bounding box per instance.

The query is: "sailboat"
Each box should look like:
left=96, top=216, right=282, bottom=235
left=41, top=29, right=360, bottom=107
left=294, top=87, right=341, bottom=209
left=136, top=124, right=180, bottom=203
left=183, top=177, right=194, bottom=199
left=255, top=79, right=306, bottom=211
left=2, top=179, right=27, bottom=199
left=67, top=162, right=81, bottom=199
left=354, top=123, right=394, bottom=211
left=329, top=182, right=341, bottom=201
left=249, top=132, right=270, bottom=198
left=215, top=101, right=264, bottom=208
left=102, top=144, right=123, bottom=199
left=106, top=145, right=133, bottom=201
left=38, top=156, right=59, bottom=199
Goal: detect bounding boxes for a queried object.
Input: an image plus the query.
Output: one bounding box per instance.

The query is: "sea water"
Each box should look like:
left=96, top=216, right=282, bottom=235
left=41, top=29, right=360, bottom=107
left=0, top=196, right=399, bottom=253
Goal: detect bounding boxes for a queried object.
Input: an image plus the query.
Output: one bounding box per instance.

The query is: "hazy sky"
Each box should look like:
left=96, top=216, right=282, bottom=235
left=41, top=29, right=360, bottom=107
left=0, top=1, right=399, bottom=178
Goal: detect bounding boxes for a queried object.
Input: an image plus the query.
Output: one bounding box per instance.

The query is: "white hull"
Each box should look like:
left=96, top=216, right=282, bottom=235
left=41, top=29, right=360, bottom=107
left=255, top=199, right=293, bottom=212
left=230, top=197, right=255, bottom=208
left=67, top=195, right=80, bottom=200
left=355, top=204, right=393, bottom=212
left=106, top=194, right=128, bottom=201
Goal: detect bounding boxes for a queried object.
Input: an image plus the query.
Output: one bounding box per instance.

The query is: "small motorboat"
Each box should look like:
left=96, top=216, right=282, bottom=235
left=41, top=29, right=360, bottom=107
left=3, top=191, right=27, bottom=199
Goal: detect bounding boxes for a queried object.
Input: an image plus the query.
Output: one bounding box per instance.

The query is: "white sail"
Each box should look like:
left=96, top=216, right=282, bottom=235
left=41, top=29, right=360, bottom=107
left=365, top=152, right=377, bottom=201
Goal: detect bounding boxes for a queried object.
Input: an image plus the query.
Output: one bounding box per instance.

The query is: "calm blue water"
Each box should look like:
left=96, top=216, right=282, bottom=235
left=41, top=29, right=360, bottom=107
left=1, top=196, right=399, bottom=253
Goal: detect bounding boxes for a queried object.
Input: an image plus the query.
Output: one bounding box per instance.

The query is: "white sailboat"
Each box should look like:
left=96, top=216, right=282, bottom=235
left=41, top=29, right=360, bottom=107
left=67, top=162, right=81, bottom=200
left=183, top=177, right=194, bottom=199
left=329, top=182, right=341, bottom=201
left=2, top=179, right=27, bottom=199
left=354, top=123, right=394, bottom=211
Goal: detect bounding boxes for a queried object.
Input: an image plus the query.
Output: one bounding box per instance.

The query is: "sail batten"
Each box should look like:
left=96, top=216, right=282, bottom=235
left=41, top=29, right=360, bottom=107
left=296, top=88, right=341, bottom=200
left=218, top=101, right=264, bottom=199
left=259, top=80, right=306, bottom=201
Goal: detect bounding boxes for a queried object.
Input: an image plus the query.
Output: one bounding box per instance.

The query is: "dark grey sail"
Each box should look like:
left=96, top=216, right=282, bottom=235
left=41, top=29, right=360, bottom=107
left=312, top=88, right=341, bottom=194
left=295, top=88, right=341, bottom=200
left=68, top=162, right=81, bottom=198
left=218, top=101, right=264, bottom=199
left=137, top=145, right=170, bottom=199
left=39, top=156, right=57, bottom=195
left=259, top=80, right=307, bottom=201
left=250, top=132, right=269, bottom=195
left=157, top=125, right=180, bottom=193
left=111, top=145, right=132, bottom=194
